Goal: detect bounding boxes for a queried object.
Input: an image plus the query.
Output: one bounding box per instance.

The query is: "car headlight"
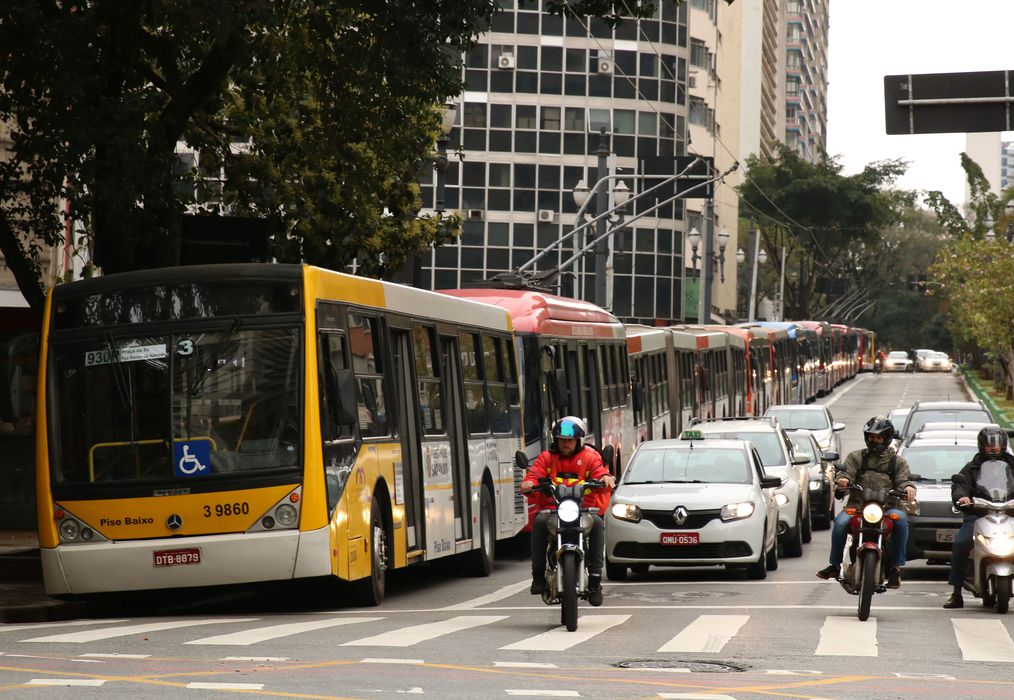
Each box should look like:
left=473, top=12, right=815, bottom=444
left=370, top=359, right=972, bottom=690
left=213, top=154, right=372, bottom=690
left=862, top=503, right=884, bottom=524
left=977, top=533, right=1014, bottom=557
left=774, top=493, right=789, bottom=507
left=558, top=500, right=580, bottom=523
left=720, top=501, right=755, bottom=522
left=610, top=502, right=642, bottom=523
left=809, top=480, right=822, bottom=490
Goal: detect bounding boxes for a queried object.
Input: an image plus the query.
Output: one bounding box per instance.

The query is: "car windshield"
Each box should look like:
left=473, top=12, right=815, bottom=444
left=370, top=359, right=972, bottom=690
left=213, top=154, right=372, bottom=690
left=702, top=431, right=786, bottom=466
left=907, top=410, right=993, bottom=436
left=624, top=447, right=752, bottom=485
left=902, top=445, right=978, bottom=481
left=888, top=352, right=908, bottom=359
left=789, top=435, right=817, bottom=460
left=766, top=409, right=829, bottom=431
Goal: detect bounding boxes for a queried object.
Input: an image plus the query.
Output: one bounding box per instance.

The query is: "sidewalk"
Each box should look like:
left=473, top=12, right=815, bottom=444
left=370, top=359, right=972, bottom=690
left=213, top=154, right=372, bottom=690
left=959, top=367, right=1014, bottom=428
left=0, top=531, right=87, bottom=623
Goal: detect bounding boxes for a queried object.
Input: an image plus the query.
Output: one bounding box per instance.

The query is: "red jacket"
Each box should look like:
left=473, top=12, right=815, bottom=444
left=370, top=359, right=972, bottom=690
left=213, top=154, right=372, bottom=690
left=523, top=445, right=612, bottom=513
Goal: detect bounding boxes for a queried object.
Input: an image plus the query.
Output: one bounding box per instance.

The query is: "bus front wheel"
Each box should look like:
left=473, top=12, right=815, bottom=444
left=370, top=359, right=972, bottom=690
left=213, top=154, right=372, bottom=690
left=358, top=496, right=389, bottom=606
left=467, top=485, right=495, bottom=577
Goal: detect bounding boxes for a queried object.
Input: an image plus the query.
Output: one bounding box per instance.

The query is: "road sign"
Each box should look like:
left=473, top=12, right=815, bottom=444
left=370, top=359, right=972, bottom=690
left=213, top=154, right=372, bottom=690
left=884, top=70, right=1014, bottom=135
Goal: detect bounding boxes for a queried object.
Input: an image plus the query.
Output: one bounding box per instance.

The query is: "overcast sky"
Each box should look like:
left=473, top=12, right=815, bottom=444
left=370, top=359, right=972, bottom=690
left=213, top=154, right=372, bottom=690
left=826, top=0, right=1014, bottom=208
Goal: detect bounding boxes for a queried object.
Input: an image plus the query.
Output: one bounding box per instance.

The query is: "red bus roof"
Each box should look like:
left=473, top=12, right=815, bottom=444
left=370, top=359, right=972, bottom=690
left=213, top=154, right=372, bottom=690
left=440, top=288, right=624, bottom=339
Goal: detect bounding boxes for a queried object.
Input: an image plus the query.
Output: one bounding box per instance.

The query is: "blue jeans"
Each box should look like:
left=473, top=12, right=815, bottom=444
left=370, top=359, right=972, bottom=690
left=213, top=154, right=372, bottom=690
left=829, top=508, right=909, bottom=567
left=947, top=515, right=976, bottom=586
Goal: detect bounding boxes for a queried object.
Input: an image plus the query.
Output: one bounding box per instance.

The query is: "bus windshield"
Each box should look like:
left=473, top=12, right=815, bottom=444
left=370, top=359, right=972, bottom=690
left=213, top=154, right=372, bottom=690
left=49, top=326, right=302, bottom=487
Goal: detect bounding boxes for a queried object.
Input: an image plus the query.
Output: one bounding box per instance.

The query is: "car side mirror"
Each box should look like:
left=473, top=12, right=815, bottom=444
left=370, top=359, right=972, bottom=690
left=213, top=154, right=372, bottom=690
left=909, top=473, right=923, bottom=482
left=760, top=475, right=783, bottom=489
left=821, top=450, right=839, bottom=462
left=792, top=453, right=811, bottom=465
left=832, top=422, right=845, bottom=432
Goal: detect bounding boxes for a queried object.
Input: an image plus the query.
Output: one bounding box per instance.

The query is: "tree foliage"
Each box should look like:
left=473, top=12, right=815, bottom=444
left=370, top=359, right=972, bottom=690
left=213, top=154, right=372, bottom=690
left=738, top=145, right=909, bottom=319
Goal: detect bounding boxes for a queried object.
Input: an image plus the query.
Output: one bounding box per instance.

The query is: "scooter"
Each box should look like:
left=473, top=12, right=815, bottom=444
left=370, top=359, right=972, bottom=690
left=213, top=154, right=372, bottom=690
left=955, top=459, right=1014, bottom=614
left=515, top=450, right=609, bottom=632
left=835, top=483, right=908, bottom=621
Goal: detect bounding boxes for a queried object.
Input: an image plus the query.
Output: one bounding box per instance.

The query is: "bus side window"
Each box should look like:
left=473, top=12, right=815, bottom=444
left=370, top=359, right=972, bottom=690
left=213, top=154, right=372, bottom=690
left=414, top=325, right=444, bottom=434
left=318, top=332, right=354, bottom=441
left=349, top=313, right=389, bottom=438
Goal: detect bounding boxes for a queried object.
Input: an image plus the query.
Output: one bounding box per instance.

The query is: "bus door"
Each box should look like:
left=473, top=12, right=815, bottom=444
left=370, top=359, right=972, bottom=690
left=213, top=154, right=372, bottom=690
left=438, top=332, right=472, bottom=548
left=390, top=327, right=424, bottom=554
left=583, top=344, right=603, bottom=448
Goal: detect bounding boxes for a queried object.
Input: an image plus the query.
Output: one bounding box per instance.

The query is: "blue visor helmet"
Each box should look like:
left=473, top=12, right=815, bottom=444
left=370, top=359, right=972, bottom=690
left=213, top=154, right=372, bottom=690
left=552, top=416, right=587, bottom=442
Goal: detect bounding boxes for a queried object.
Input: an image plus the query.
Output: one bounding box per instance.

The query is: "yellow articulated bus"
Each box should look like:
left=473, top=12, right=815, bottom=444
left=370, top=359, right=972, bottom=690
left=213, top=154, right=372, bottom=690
left=37, top=263, right=525, bottom=604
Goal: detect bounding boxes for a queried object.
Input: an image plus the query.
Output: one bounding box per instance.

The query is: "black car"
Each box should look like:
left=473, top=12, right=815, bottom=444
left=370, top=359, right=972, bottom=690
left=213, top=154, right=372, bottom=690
left=787, top=429, right=838, bottom=530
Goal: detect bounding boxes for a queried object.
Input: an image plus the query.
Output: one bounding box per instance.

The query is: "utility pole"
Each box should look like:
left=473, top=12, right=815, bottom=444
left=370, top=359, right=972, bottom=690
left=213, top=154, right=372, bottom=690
left=594, top=128, right=610, bottom=308
left=699, top=195, right=715, bottom=323
left=748, top=223, right=761, bottom=323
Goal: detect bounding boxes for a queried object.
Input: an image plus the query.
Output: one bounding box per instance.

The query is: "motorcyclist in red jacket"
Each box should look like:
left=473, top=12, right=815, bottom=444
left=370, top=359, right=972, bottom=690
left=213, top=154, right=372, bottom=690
left=520, top=416, right=615, bottom=606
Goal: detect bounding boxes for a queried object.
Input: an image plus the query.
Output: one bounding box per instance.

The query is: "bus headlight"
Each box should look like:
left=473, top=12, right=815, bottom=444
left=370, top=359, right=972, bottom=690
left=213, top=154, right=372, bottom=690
left=557, top=500, right=580, bottom=523
left=610, top=503, right=642, bottom=523
left=863, top=503, right=884, bottom=524
left=59, top=518, right=80, bottom=542
left=275, top=504, right=298, bottom=528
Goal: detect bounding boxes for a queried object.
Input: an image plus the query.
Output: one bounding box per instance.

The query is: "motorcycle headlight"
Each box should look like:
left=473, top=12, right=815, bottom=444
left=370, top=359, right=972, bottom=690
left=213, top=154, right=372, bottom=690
left=809, top=480, right=822, bottom=491
left=774, top=493, right=789, bottom=507
left=558, top=500, right=580, bottom=523
left=862, top=503, right=884, bottom=524
left=978, top=533, right=1014, bottom=557
left=720, top=501, right=755, bottom=522
left=610, top=502, right=642, bottom=523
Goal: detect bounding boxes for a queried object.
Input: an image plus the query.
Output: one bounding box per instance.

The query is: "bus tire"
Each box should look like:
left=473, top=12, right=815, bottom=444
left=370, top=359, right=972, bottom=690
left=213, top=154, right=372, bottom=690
left=358, top=496, right=389, bottom=606
left=467, top=485, right=495, bottom=577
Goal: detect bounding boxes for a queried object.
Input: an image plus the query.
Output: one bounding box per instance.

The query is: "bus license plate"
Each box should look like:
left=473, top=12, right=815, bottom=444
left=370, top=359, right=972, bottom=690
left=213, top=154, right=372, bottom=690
left=936, top=530, right=957, bottom=544
left=661, top=532, right=700, bottom=545
left=153, top=548, right=202, bottom=567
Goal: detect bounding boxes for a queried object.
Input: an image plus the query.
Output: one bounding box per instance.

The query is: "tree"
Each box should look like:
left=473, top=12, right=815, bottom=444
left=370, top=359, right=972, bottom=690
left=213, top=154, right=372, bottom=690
left=738, top=144, right=909, bottom=320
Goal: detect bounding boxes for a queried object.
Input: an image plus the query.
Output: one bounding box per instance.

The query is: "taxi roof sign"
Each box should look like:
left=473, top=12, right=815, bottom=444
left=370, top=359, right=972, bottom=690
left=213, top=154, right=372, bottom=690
left=681, top=429, right=704, bottom=440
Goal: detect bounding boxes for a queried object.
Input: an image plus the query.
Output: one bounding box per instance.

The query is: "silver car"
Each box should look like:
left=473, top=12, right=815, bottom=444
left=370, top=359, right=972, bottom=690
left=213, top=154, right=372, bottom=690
left=764, top=404, right=845, bottom=457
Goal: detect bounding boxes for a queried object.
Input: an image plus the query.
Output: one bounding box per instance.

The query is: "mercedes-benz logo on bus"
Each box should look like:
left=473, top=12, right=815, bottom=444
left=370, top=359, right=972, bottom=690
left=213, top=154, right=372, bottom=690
left=673, top=506, right=688, bottom=526
left=166, top=514, right=183, bottom=531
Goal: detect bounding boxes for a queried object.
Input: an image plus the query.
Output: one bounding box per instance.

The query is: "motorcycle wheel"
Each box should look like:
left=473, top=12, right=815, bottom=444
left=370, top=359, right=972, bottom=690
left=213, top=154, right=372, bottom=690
left=561, top=553, right=579, bottom=632
left=858, top=549, right=877, bottom=622
left=997, top=576, right=1011, bottom=614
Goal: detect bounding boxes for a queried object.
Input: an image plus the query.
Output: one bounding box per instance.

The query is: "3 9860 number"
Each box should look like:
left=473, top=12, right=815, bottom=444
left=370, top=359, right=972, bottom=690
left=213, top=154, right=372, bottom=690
left=203, top=502, right=250, bottom=518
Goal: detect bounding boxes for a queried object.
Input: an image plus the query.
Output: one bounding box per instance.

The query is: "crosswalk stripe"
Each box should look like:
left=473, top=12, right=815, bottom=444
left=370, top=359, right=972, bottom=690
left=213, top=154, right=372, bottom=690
left=657, top=615, right=749, bottom=653
left=814, top=616, right=877, bottom=656
left=499, top=615, right=630, bottom=651
left=0, top=619, right=129, bottom=633
left=22, top=619, right=258, bottom=643
left=953, top=619, right=1014, bottom=662
left=342, top=615, right=507, bottom=647
left=186, top=617, right=383, bottom=646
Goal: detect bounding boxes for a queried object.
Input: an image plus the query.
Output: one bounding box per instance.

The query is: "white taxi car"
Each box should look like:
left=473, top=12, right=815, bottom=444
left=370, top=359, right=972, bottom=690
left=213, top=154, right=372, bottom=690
left=605, top=431, right=781, bottom=580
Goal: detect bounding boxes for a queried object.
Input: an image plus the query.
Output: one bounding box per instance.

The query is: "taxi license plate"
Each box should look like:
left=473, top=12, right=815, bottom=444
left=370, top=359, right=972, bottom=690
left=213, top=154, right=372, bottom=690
left=936, top=530, right=957, bottom=544
left=661, top=532, right=700, bottom=546
left=153, top=548, right=202, bottom=567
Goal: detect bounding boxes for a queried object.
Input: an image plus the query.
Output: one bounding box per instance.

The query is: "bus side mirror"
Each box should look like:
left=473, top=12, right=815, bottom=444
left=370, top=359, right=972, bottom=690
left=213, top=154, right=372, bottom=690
left=333, top=368, right=357, bottom=426
left=547, top=368, right=569, bottom=411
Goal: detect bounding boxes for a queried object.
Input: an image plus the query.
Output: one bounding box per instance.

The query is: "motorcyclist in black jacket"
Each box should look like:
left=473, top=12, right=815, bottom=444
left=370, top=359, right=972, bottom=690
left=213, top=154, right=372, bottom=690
left=943, top=426, right=1014, bottom=609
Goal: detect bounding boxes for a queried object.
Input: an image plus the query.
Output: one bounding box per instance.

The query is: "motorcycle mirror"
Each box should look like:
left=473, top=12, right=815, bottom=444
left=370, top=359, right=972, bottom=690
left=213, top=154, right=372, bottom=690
left=514, top=451, right=529, bottom=472
left=597, top=444, right=615, bottom=467
left=822, top=450, right=840, bottom=462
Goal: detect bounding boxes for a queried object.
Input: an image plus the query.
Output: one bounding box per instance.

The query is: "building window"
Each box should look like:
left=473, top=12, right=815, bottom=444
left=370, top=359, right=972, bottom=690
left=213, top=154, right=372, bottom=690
left=690, top=40, right=709, bottom=70
left=564, top=107, right=585, bottom=131
left=541, top=106, right=561, bottom=130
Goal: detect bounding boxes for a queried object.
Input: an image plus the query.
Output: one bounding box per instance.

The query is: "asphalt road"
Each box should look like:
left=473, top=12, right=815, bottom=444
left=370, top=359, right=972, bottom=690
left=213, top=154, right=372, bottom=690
left=3, top=371, right=1013, bottom=699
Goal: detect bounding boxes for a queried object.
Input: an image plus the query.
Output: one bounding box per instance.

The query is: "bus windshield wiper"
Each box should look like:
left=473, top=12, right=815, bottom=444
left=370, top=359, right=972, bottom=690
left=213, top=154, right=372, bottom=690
left=104, top=332, right=133, bottom=413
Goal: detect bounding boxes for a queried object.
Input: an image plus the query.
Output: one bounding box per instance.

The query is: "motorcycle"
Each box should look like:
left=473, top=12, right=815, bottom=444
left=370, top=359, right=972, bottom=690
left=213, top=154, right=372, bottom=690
left=834, top=483, right=908, bottom=621
left=515, top=449, right=610, bottom=632
left=955, top=459, right=1014, bottom=614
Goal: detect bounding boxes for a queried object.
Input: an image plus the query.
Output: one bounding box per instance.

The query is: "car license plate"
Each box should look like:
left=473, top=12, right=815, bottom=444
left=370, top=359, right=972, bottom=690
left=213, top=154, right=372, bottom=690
left=661, top=532, right=700, bottom=545
left=153, top=548, right=202, bottom=567
left=936, top=530, right=957, bottom=544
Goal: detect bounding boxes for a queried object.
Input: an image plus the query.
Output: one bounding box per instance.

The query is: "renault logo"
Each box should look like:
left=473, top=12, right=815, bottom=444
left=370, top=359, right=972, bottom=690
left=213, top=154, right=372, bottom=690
left=673, top=506, right=688, bottom=526
left=166, top=514, right=183, bottom=531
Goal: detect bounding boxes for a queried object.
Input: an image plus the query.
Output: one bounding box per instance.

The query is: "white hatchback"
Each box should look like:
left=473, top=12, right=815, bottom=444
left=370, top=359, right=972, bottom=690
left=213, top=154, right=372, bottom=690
left=605, top=434, right=781, bottom=580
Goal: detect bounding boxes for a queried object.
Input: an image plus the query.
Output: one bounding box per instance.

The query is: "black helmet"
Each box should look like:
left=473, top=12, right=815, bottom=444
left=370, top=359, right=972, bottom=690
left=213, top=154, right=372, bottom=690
left=551, top=416, right=587, bottom=444
left=863, top=415, right=895, bottom=455
left=978, top=426, right=1008, bottom=457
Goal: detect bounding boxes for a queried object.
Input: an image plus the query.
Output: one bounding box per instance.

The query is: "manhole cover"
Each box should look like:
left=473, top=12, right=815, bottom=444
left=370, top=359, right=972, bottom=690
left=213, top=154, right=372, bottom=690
left=615, top=659, right=749, bottom=673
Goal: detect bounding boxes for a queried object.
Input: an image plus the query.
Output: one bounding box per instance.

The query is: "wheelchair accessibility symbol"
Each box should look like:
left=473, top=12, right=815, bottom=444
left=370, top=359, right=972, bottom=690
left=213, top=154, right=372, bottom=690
left=173, top=441, right=211, bottom=478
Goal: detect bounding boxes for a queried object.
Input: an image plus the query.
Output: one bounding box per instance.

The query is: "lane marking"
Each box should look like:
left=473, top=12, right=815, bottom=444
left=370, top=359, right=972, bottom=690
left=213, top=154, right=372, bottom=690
left=658, top=695, right=737, bottom=700
left=500, top=615, right=630, bottom=651
left=505, top=692, right=580, bottom=697
left=494, top=661, right=558, bottom=668
left=658, top=614, right=749, bottom=653
left=22, top=618, right=258, bottom=643
left=343, top=615, right=506, bottom=647
left=222, top=656, right=290, bottom=662
left=360, top=658, right=425, bottom=664
left=823, top=374, right=869, bottom=407
left=186, top=682, right=265, bottom=690
left=80, top=653, right=150, bottom=659
left=815, top=616, right=877, bottom=656
left=0, top=619, right=129, bottom=633
left=187, top=616, right=383, bottom=646
left=26, top=679, right=105, bottom=686
left=953, top=619, right=1014, bottom=662
left=443, top=579, right=530, bottom=610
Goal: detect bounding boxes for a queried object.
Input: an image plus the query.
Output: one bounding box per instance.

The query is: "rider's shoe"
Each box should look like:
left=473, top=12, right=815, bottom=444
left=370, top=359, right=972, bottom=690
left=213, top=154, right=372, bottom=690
left=943, top=590, right=964, bottom=609
left=530, top=570, right=546, bottom=595
left=886, top=567, right=902, bottom=589
left=815, top=564, right=839, bottom=580
left=587, top=574, right=603, bottom=607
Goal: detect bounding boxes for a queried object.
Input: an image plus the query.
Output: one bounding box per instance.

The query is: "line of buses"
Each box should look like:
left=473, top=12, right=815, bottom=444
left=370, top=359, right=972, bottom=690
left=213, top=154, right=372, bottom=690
left=33, top=264, right=872, bottom=603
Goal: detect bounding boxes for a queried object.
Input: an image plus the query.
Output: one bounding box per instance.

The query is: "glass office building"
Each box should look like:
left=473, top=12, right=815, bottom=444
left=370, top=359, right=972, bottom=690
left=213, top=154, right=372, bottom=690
left=418, top=2, right=693, bottom=325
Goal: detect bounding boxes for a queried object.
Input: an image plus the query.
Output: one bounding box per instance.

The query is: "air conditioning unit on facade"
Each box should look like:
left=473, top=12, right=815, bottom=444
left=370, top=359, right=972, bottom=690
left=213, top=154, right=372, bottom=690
left=537, top=209, right=555, bottom=223
left=688, top=73, right=698, bottom=89
left=597, top=59, right=613, bottom=74
left=498, top=53, right=515, bottom=69
left=467, top=209, right=484, bottom=220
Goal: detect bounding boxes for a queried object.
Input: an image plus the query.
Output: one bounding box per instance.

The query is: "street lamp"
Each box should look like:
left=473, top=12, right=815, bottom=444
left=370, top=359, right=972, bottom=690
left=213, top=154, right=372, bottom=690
left=688, top=227, right=730, bottom=282
left=985, top=215, right=996, bottom=242
left=434, top=100, right=458, bottom=213
left=747, top=234, right=767, bottom=323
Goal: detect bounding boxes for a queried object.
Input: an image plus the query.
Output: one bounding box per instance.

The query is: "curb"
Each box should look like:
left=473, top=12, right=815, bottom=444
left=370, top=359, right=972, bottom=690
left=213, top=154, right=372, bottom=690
left=959, top=367, right=1014, bottom=428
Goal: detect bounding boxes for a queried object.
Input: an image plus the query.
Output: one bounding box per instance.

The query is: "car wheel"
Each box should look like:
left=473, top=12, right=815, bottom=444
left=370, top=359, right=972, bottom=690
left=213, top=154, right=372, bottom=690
left=782, top=507, right=804, bottom=558
left=606, top=560, right=627, bottom=581
left=746, top=545, right=767, bottom=580
left=765, top=535, right=779, bottom=571
left=802, top=501, right=813, bottom=543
